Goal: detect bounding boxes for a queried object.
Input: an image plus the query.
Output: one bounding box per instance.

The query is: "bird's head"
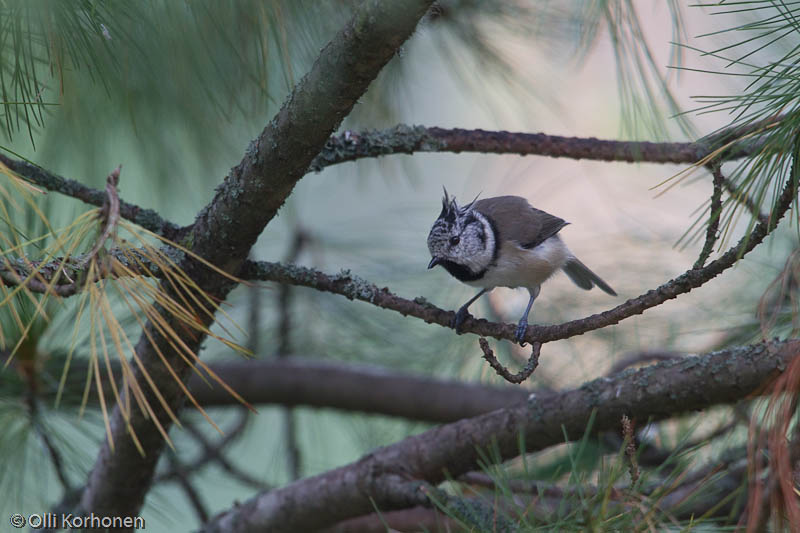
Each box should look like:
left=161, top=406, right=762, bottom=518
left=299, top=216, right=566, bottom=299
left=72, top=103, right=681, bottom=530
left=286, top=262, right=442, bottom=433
left=427, top=188, right=494, bottom=279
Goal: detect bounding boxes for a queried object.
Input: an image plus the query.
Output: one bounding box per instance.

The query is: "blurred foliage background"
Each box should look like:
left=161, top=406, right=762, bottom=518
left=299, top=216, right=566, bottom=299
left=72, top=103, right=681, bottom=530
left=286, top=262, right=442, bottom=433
left=1, top=0, right=799, bottom=530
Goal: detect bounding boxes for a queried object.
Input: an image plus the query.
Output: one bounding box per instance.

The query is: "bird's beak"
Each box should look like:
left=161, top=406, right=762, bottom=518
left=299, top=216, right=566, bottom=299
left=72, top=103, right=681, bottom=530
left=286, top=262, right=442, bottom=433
left=428, top=257, right=441, bottom=269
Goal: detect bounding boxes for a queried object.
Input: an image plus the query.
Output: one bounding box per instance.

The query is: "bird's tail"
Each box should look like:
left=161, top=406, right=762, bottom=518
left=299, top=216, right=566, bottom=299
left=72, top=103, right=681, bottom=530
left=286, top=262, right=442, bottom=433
left=563, top=258, right=617, bottom=296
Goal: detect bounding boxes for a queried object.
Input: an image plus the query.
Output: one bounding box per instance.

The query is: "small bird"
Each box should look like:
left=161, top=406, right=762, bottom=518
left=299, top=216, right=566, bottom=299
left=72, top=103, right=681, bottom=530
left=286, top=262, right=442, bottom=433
left=427, top=189, right=616, bottom=344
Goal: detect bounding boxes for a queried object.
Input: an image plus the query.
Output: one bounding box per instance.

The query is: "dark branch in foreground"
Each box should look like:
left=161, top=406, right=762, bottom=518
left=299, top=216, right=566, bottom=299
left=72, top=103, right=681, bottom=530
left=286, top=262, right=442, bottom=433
left=201, top=339, right=800, bottom=533
left=25, top=356, right=528, bottom=423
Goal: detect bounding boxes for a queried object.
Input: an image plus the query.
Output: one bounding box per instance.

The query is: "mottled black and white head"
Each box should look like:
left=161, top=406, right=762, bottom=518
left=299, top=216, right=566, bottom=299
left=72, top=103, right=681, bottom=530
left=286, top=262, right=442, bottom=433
left=427, top=188, right=496, bottom=282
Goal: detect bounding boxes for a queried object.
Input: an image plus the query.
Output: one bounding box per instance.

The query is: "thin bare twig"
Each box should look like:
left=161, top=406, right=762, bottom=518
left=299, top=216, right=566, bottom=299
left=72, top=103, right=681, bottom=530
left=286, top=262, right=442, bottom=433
left=722, top=178, right=769, bottom=226
left=182, top=418, right=269, bottom=491
left=155, top=412, right=267, bottom=490
left=25, top=394, right=72, bottom=493
left=84, top=166, right=121, bottom=262
left=478, top=337, right=540, bottom=383
left=694, top=164, right=724, bottom=269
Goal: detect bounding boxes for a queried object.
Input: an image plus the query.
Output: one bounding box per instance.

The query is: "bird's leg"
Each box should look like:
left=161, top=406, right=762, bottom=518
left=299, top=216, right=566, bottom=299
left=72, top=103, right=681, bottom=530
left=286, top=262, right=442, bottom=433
left=453, top=288, right=488, bottom=333
left=514, top=286, right=540, bottom=345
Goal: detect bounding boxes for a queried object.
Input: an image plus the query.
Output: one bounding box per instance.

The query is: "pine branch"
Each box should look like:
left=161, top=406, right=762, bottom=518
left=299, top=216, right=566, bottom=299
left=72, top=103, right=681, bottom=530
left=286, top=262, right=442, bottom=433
left=694, top=164, right=724, bottom=269
left=0, top=153, right=184, bottom=240
left=308, top=123, right=768, bottom=172
left=0, top=115, right=780, bottom=244
left=201, top=339, right=800, bottom=532
left=76, top=0, right=436, bottom=521
left=3, top=152, right=792, bottom=349
left=240, top=155, right=791, bottom=348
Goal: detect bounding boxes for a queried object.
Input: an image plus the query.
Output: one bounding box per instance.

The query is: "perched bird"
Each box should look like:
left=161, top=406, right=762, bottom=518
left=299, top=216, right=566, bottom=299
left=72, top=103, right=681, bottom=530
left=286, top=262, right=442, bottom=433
left=427, top=189, right=616, bottom=344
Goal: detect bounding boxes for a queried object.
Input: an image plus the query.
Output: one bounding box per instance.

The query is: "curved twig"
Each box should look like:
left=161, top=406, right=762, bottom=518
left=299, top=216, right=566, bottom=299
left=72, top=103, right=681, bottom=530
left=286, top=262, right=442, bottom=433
left=478, top=338, right=540, bottom=384
left=694, top=163, right=724, bottom=269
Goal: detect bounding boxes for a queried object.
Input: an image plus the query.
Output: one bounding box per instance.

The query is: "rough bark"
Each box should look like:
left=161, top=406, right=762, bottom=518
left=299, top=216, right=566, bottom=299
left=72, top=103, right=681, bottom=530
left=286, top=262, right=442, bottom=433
left=77, top=0, right=435, bottom=522
left=201, top=340, right=800, bottom=533
left=307, top=124, right=763, bottom=171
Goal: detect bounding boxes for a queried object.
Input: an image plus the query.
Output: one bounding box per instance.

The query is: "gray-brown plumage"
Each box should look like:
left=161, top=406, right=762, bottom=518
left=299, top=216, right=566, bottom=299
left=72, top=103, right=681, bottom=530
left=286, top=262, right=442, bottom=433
left=427, top=190, right=616, bottom=344
left=472, top=196, right=568, bottom=249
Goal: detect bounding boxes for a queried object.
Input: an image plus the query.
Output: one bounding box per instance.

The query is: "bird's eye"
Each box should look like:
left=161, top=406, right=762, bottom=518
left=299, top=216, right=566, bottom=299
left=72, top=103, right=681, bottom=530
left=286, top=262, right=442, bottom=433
left=449, top=236, right=460, bottom=246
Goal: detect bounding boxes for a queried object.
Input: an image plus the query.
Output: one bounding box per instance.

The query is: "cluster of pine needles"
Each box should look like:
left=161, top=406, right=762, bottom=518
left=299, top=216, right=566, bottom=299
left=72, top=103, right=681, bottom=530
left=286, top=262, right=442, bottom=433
left=0, top=161, right=250, bottom=454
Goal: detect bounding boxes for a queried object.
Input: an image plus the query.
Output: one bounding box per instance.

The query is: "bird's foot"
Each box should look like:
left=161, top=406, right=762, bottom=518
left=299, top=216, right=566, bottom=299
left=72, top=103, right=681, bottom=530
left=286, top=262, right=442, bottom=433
left=514, top=318, right=529, bottom=346
left=452, top=306, right=472, bottom=333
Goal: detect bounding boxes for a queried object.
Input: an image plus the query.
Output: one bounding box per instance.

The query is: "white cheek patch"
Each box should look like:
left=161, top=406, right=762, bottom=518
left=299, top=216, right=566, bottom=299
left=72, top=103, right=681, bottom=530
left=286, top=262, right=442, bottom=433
left=459, top=211, right=495, bottom=273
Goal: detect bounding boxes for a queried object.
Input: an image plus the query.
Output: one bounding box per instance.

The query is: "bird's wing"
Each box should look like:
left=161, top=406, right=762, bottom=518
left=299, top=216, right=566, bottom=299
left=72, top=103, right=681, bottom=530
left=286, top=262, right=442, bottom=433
left=473, top=196, right=568, bottom=249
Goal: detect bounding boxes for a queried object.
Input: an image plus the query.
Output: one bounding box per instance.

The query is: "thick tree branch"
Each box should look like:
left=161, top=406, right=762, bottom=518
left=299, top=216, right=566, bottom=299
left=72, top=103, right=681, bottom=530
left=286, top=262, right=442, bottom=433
left=77, top=0, right=435, bottom=522
left=24, top=356, right=528, bottom=423
left=201, top=339, right=800, bottom=532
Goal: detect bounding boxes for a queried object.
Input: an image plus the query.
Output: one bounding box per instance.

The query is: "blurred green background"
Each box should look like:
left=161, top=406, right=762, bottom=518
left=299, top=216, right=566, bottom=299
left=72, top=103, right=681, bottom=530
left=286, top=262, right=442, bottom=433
left=0, top=1, right=794, bottom=530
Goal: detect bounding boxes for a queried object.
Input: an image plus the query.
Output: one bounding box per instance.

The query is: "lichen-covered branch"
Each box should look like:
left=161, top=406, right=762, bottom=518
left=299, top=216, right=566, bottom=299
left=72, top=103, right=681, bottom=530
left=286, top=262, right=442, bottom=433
left=240, top=157, right=791, bottom=346
left=0, top=153, right=184, bottom=240
left=0, top=116, right=777, bottom=248
left=7, top=152, right=794, bottom=346
left=307, top=124, right=767, bottom=172
left=201, top=339, right=800, bottom=532
left=0, top=247, right=160, bottom=296
left=694, top=164, right=724, bottom=269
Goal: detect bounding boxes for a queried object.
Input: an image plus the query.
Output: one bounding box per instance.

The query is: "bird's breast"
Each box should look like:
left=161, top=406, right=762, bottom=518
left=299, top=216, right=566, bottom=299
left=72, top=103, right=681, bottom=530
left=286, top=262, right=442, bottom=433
left=467, top=236, right=569, bottom=289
